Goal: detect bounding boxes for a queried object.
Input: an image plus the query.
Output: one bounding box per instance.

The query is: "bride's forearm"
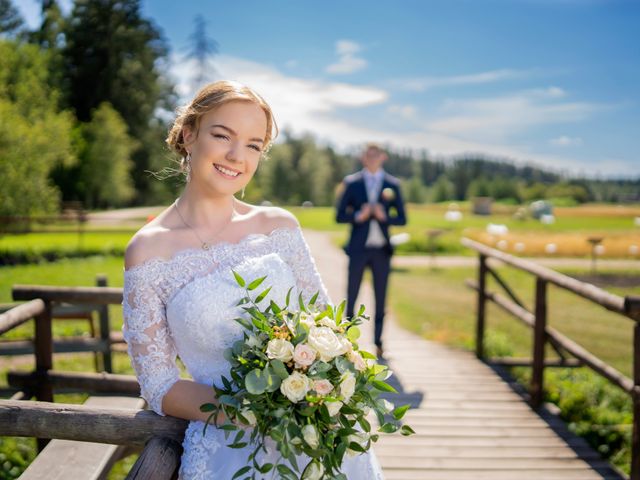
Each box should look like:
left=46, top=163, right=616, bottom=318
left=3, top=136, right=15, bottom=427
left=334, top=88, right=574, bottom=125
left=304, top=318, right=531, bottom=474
left=161, top=379, right=228, bottom=423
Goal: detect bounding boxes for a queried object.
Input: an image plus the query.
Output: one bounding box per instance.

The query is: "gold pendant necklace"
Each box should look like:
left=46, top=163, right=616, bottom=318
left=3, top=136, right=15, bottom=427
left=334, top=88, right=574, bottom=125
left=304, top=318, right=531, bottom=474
left=173, top=198, right=236, bottom=250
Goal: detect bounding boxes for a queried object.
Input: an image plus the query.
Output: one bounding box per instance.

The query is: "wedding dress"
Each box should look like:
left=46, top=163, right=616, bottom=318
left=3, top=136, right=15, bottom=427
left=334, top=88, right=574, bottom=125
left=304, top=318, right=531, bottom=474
left=122, top=226, right=384, bottom=479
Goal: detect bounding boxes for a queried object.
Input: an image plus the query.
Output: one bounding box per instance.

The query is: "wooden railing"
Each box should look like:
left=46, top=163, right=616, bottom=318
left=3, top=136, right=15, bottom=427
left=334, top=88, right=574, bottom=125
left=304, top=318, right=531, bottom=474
left=0, top=284, right=187, bottom=479
left=462, top=237, right=640, bottom=479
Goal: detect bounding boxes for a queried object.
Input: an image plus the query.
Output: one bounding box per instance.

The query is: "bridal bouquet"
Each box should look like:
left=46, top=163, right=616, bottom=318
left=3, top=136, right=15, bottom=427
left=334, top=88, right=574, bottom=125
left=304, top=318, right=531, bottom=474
left=200, top=272, right=414, bottom=480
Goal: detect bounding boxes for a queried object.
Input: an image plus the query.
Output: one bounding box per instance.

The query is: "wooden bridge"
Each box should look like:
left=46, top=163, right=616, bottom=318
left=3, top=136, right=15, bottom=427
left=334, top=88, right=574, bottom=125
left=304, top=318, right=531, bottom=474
left=0, top=230, right=636, bottom=479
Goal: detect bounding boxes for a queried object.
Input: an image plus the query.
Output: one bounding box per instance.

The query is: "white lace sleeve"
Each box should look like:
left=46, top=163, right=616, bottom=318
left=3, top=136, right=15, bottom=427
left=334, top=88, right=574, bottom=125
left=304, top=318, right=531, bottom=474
left=122, top=266, right=180, bottom=416
left=281, top=227, right=331, bottom=307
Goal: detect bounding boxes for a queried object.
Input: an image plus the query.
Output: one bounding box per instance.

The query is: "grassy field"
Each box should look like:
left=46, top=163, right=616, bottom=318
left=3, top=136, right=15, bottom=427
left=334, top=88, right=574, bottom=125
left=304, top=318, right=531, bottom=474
left=2, top=203, right=638, bottom=263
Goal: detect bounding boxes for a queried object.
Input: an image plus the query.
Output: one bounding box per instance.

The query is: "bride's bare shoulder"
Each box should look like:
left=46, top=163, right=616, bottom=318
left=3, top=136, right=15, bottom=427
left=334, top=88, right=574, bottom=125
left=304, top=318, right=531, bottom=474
left=243, top=204, right=299, bottom=232
left=124, top=208, right=179, bottom=270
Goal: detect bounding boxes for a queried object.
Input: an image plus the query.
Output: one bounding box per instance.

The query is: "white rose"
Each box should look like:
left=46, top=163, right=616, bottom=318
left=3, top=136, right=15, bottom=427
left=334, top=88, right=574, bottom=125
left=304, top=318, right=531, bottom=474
left=266, top=338, right=294, bottom=362
left=299, top=312, right=316, bottom=328
left=301, top=459, right=325, bottom=480
left=302, top=424, right=319, bottom=449
left=381, top=399, right=395, bottom=413
left=307, top=326, right=348, bottom=362
left=348, top=351, right=366, bottom=371
left=326, top=400, right=343, bottom=416
left=293, top=343, right=317, bottom=368
left=346, top=432, right=369, bottom=457
left=341, top=337, right=354, bottom=353
left=340, top=371, right=356, bottom=402
left=313, top=379, right=334, bottom=396
left=280, top=371, right=311, bottom=403
left=239, top=408, right=256, bottom=426
left=318, top=317, right=341, bottom=331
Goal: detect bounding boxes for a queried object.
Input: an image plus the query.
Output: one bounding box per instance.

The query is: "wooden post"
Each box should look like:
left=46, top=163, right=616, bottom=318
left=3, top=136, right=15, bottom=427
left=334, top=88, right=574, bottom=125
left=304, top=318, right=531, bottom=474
left=531, top=278, right=547, bottom=408
left=96, top=275, right=112, bottom=373
left=34, top=300, right=53, bottom=451
left=476, top=254, right=487, bottom=359
left=126, top=437, right=182, bottom=480
left=632, top=322, right=640, bottom=480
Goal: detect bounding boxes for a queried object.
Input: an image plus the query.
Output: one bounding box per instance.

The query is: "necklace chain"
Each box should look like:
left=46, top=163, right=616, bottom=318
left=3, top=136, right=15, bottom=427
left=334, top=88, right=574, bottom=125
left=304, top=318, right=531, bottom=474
left=173, top=198, right=237, bottom=250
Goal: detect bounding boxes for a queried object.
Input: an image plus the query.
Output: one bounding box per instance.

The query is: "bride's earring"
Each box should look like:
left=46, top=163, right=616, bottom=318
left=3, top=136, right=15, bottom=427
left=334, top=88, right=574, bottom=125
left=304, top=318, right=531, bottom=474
left=184, top=152, right=192, bottom=182
left=241, top=187, right=245, bottom=199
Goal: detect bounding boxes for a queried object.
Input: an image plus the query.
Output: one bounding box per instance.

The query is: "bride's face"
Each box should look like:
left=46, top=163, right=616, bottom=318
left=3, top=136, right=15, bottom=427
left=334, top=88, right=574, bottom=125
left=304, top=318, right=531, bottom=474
left=184, top=100, right=268, bottom=196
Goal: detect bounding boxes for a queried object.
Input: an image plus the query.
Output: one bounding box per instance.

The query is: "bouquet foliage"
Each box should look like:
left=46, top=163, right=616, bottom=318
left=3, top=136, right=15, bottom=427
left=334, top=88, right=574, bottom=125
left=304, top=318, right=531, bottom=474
left=200, top=272, right=414, bottom=480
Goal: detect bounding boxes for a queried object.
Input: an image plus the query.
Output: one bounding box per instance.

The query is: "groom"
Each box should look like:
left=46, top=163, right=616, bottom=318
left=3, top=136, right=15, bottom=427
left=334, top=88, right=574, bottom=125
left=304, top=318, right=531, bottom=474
left=336, top=143, right=407, bottom=357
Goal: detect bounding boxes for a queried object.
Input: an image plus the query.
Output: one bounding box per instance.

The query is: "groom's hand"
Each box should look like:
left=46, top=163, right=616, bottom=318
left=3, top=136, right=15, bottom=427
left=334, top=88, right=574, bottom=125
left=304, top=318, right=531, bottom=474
left=356, top=204, right=372, bottom=223
left=372, top=203, right=387, bottom=222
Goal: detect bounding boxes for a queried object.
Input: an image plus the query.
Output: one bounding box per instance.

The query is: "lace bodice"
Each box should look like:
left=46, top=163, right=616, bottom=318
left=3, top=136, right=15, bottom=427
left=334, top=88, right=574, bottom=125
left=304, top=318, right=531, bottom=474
left=122, top=226, right=330, bottom=415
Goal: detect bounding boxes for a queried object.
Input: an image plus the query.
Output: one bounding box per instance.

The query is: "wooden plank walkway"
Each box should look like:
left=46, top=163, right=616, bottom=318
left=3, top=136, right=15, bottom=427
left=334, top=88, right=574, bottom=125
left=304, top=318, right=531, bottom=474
left=304, top=230, right=625, bottom=480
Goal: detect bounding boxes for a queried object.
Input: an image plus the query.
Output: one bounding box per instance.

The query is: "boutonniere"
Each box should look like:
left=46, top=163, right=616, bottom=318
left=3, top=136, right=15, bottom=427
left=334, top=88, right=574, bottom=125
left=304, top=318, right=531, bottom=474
left=381, top=187, right=395, bottom=202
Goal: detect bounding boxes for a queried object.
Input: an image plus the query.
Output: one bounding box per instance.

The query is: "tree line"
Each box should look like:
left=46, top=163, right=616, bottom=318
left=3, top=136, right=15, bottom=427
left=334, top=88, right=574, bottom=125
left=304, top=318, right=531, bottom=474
left=0, top=0, right=637, bottom=219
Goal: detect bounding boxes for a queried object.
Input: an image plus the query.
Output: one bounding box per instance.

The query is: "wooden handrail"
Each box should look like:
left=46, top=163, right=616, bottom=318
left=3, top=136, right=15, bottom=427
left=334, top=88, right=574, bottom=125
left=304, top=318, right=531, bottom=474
left=12, top=285, right=123, bottom=304
left=0, top=399, right=188, bottom=447
left=462, top=237, right=628, bottom=317
left=0, top=299, right=45, bottom=334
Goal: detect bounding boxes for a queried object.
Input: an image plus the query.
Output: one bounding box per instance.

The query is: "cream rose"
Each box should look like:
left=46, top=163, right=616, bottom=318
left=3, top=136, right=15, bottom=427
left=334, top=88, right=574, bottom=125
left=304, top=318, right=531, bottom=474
left=346, top=432, right=369, bottom=457
left=299, top=312, right=316, bottom=328
left=302, top=459, right=325, bottom=480
left=266, top=338, right=294, bottom=362
left=239, top=408, right=257, bottom=426
left=307, top=326, right=348, bottom=362
left=302, top=424, right=319, bottom=449
left=280, top=371, right=311, bottom=403
left=313, top=379, right=333, bottom=396
left=318, top=317, right=341, bottom=331
left=326, top=400, right=343, bottom=416
left=340, top=371, right=356, bottom=402
left=293, top=343, right=316, bottom=368
left=348, top=351, right=366, bottom=371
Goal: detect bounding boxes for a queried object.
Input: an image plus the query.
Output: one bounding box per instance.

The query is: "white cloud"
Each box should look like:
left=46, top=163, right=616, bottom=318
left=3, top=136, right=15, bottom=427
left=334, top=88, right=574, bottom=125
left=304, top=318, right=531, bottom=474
left=387, top=104, right=417, bottom=119
left=326, top=40, right=368, bottom=75
left=550, top=136, right=583, bottom=147
left=394, top=68, right=536, bottom=91
left=166, top=54, right=630, bottom=176
left=427, top=88, right=601, bottom=143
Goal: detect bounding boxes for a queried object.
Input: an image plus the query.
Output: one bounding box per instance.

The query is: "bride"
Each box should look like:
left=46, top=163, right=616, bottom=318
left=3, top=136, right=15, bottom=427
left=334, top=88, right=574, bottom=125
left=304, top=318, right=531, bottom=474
left=122, top=80, right=384, bottom=479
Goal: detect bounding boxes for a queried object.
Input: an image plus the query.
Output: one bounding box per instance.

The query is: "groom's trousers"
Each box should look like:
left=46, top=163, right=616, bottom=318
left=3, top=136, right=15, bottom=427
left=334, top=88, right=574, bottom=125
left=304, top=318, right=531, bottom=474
left=346, top=247, right=391, bottom=348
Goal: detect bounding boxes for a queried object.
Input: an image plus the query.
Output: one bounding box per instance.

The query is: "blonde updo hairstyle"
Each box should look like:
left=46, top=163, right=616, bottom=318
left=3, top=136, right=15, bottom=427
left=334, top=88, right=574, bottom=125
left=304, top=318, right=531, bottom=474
left=166, top=80, right=278, bottom=175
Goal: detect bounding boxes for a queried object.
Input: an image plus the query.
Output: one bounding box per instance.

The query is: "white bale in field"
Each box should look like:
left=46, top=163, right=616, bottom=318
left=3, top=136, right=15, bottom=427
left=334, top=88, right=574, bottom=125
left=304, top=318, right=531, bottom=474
left=630, top=245, right=638, bottom=256
left=594, top=245, right=606, bottom=256
left=497, top=240, right=508, bottom=250
left=635, top=217, right=640, bottom=227
left=514, top=242, right=525, bottom=253
left=540, top=214, right=555, bottom=225
left=545, top=243, right=557, bottom=254
left=445, top=210, right=462, bottom=222
left=390, top=233, right=410, bottom=246
left=486, top=223, right=508, bottom=236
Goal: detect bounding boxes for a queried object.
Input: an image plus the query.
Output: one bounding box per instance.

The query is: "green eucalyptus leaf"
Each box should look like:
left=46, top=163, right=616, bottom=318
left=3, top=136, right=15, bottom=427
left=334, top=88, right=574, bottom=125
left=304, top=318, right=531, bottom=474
left=245, top=368, right=268, bottom=394
left=199, top=403, right=216, bottom=413
left=270, top=359, right=289, bottom=379
left=378, top=422, right=399, bottom=434
left=392, top=404, right=411, bottom=420
left=232, top=270, right=245, bottom=287
left=231, top=466, right=252, bottom=480
left=401, top=424, right=416, bottom=436
left=247, top=275, right=267, bottom=291
left=346, top=326, right=361, bottom=342
left=254, top=286, right=272, bottom=303
left=371, top=379, right=398, bottom=393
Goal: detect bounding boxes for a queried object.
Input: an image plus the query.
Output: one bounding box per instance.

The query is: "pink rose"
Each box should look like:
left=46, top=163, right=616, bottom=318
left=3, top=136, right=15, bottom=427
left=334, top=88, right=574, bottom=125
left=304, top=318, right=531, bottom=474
left=313, top=379, right=334, bottom=396
left=293, top=343, right=317, bottom=368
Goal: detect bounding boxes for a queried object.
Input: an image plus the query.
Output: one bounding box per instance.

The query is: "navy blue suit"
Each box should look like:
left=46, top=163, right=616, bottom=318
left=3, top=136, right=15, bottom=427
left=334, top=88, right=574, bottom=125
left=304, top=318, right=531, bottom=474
left=335, top=170, right=407, bottom=348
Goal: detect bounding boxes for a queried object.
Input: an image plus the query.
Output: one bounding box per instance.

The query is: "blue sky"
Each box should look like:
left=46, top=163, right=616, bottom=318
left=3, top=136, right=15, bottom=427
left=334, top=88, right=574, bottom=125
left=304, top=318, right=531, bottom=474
left=18, top=0, right=640, bottom=177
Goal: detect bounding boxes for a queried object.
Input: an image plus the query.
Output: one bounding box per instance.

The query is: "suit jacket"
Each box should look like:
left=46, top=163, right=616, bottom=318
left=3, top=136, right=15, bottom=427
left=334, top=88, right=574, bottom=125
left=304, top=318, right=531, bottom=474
left=335, top=170, right=407, bottom=256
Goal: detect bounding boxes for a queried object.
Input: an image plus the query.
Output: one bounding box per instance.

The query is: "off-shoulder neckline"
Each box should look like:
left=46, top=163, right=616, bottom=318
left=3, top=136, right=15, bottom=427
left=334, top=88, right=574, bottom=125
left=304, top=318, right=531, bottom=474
left=123, top=226, right=300, bottom=275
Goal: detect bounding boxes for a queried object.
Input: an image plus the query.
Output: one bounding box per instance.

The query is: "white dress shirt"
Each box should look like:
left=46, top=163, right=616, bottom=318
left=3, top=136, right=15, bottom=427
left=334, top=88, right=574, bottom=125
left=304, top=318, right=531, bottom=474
left=363, top=169, right=387, bottom=248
